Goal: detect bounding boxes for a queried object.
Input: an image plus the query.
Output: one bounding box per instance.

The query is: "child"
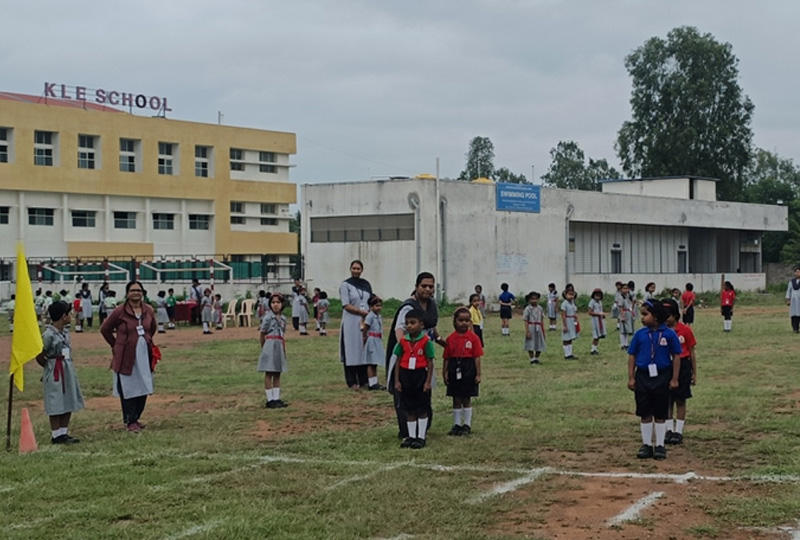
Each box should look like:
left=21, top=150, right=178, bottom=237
left=73, top=290, right=83, bottom=333
left=34, top=288, right=45, bottom=327
left=392, top=309, right=435, bottom=449
left=468, top=293, right=484, bottom=346
left=588, top=288, right=606, bottom=355
left=296, top=288, right=310, bottom=335
left=546, top=283, right=559, bottom=330
left=201, top=288, right=213, bottom=334
left=627, top=299, right=682, bottom=460
left=258, top=293, right=288, bottom=409
left=166, top=288, right=176, bottom=329
left=257, top=290, right=268, bottom=319
left=316, top=291, right=330, bottom=336
left=612, top=281, right=623, bottom=331
left=619, top=283, right=635, bottom=350
left=155, top=291, right=169, bottom=333
left=787, top=266, right=800, bottom=333
left=43, top=291, right=54, bottom=325
left=36, top=301, right=84, bottom=444
left=498, top=283, right=515, bottom=336
left=6, top=294, right=14, bottom=333
left=213, top=293, right=223, bottom=330
left=312, top=287, right=321, bottom=331
left=523, top=292, right=546, bottom=364
left=671, top=287, right=682, bottom=306
left=643, top=282, right=656, bottom=302
left=103, top=290, right=117, bottom=314
left=681, top=283, right=696, bottom=326
left=721, top=278, right=736, bottom=333
left=474, top=284, right=487, bottom=321
left=444, top=307, right=483, bottom=436
left=363, top=295, right=385, bottom=390
left=560, top=289, right=579, bottom=359
left=661, top=298, right=697, bottom=445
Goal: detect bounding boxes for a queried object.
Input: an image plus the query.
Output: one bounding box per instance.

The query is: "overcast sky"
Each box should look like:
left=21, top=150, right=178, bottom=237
left=2, top=1, right=798, bottom=186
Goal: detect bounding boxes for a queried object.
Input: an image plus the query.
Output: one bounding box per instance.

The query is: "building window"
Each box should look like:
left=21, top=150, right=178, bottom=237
left=230, top=148, right=244, bottom=171
left=0, top=206, right=9, bottom=224
left=152, top=213, right=175, bottom=230
left=195, top=145, right=211, bottom=177
left=189, top=214, right=210, bottom=230
left=34, top=131, right=55, bottom=166
left=231, top=216, right=245, bottom=225
left=0, top=127, right=9, bottom=163
left=260, top=203, right=276, bottom=214
left=310, top=214, right=415, bottom=243
left=119, top=138, right=138, bottom=172
left=230, top=201, right=244, bottom=214
left=71, top=210, right=96, bottom=228
left=28, top=208, right=54, bottom=226
left=78, top=134, right=97, bottom=169
left=158, top=142, right=175, bottom=175
left=611, top=250, right=622, bottom=274
left=261, top=218, right=277, bottom=226
left=259, top=151, right=276, bottom=173
left=113, top=211, right=136, bottom=229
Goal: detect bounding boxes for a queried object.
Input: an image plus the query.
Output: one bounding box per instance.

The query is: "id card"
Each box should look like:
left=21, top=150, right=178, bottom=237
left=456, top=367, right=462, bottom=380
left=136, top=325, right=145, bottom=336
left=61, top=347, right=70, bottom=360
left=648, top=363, right=658, bottom=377
left=408, top=356, right=417, bottom=370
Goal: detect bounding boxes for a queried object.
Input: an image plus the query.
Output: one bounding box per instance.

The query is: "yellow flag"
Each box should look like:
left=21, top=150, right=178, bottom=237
left=9, top=243, right=43, bottom=392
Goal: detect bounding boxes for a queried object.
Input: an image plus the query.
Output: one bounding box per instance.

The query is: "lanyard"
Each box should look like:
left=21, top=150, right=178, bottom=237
left=649, top=330, right=663, bottom=362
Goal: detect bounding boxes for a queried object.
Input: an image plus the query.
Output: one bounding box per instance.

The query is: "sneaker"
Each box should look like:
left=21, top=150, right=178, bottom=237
left=637, top=444, right=654, bottom=459
left=653, top=445, right=667, bottom=460
left=410, top=438, right=426, bottom=449
left=671, top=432, right=683, bottom=445
left=665, top=430, right=674, bottom=444
left=126, top=423, right=142, bottom=433
left=400, top=437, right=415, bottom=448
left=460, top=425, right=472, bottom=436
left=448, top=424, right=462, bottom=436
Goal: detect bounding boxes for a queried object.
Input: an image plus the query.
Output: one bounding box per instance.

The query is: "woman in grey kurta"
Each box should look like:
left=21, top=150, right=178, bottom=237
left=79, top=283, right=93, bottom=328
left=37, top=301, right=84, bottom=444
left=787, top=267, right=800, bottom=333
left=340, top=260, right=373, bottom=389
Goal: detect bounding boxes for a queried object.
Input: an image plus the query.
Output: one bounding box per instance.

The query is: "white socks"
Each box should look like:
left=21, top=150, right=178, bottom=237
left=300, top=324, right=307, bottom=333
left=417, top=417, right=428, bottom=440
left=620, top=334, right=628, bottom=347
left=368, top=377, right=378, bottom=387
left=562, top=344, right=573, bottom=357
left=724, top=320, right=732, bottom=331
left=640, top=422, right=654, bottom=446
left=654, top=422, right=667, bottom=446
left=203, top=322, right=209, bottom=332
left=158, top=323, right=164, bottom=332
left=266, top=388, right=281, bottom=401
left=502, top=328, right=509, bottom=335
left=453, top=408, right=463, bottom=425
left=675, top=419, right=685, bottom=434
left=52, top=427, right=68, bottom=438
left=463, top=407, right=473, bottom=427
left=591, top=344, right=598, bottom=352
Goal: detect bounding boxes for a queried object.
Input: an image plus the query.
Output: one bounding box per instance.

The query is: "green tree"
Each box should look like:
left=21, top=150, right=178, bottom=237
left=780, top=201, right=800, bottom=264
left=615, top=26, right=754, bottom=201
left=541, top=140, right=620, bottom=191
left=494, top=167, right=529, bottom=184
left=458, top=136, right=495, bottom=181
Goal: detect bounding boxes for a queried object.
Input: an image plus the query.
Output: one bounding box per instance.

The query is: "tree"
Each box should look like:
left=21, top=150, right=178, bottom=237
left=541, top=140, right=620, bottom=191
left=494, top=167, right=529, bottom=184
left=615, top=26, right=754, bottom=201
left=458, top=136, right=495, bottom=181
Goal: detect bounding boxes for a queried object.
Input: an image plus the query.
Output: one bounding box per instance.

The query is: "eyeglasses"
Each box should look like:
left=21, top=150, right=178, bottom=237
left=128, top=289, right=143, bottom=293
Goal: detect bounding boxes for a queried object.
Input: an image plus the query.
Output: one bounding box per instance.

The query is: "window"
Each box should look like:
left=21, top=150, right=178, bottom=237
left=310, top=214, right=415, bottom=243
left=113, top=211, right=136, bottom=229
left=611, top=250, right=622, bottom=274
left=231, top=216, right=245, bottom=225
left=158, top=142, right=174, bottom=175
left=195, top=145, right=211, bottom=177
left=28, top=208, right=54, bottom=226
left=152, top=213, right=175, bottom=230
left=189, top=214, right=210, bottom=230
left=119, top=138, right=138, bottom=172
left=260, top=203, right=276, bottom=214
left=259, top=151, right=276, bottom=173
left=0, top=206, right=9, bottom=224
left=71, top=210, right=96, bottom=228
left=77, top=134, right=97, bottom=169
left=261, top=218, right=277, bottom=226
left=0, top=127, right=9, bottom=163
left=230, top=148, right=244, bottom=171
left=230, top=201, right=243, bottom=214
left=34, top=131, right=55, bottom=166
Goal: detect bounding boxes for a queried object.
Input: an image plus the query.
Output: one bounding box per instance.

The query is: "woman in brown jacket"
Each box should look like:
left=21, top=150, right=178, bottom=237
left=100, top=281, right=157, bottom=432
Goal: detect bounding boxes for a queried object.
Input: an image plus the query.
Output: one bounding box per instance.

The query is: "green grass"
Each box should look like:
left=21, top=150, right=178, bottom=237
left=1, top=294, right=800, bottom=539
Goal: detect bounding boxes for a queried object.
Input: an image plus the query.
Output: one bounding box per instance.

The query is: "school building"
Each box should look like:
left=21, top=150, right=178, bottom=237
left=0, top=88, right=298, bottom=287
left=300, top=176, right=788, bottom=301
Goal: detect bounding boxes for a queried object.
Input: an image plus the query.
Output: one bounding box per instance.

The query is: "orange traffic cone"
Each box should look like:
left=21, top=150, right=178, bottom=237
left=18, top=407, right=38, bottom=454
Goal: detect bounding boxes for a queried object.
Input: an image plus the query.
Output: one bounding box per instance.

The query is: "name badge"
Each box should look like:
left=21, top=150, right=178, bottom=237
left=659, top=337, right=667, bottom=346
left=408, top=356, right=417, bottom=370
left=456, top=366, right=462, bottom=380
left=465, top=341, right=473, bottom=349
left=648, top=363, right=658, bottom=377
left=136, top=325, right=145, bottom=336
left=61, top=347, right=70, bottom=360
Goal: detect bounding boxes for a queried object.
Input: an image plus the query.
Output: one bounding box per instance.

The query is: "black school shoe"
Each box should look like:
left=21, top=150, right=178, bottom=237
left=367, top=383, right=386, bottom=391
left=653, top=445, right=667, bottom=460
left=51, top=434, right=79, bottom=444
left=459, top=425, right=472, bottom=436
left=410, top=438, right=426, bottom=449
left=400, top=437, right=415, bottom=448
left=637, top=444, right=654, bottom=459
left=448, top=424, right=462, bottom=436
left=671, top=432, right=683, bottom=445
left=665, top=430, right=674, bottom=444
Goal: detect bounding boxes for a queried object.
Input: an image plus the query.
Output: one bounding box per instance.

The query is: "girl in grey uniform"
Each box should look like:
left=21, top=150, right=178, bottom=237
left=36, top=301, right=84, bottom=444
left=296, top=288, right=309, bottom=335
left=546, top=283, right=559, bottom=330
left=316, top=291, right=330, bottom=335
left=588, top=288, right=607, bottom=355
left=560, top=289, right=580, bottom=359
left=259, top=293, right=288, bottom=408
left=362, top=295, right=385, bottom=390
left=201, top=288, right=213, bottom=334
left=523, top=292, right=546, bottom=364
left=155, top=291, right=169, bottom=333
left=619, top=283, right=635, bottom=350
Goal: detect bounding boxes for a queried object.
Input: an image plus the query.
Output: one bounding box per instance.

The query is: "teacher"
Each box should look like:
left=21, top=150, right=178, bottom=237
left=385, top=272, right=446, bottom=439
left=100, top=281, right=157, bottom=433
left=340, top=260, right=372, bottom=390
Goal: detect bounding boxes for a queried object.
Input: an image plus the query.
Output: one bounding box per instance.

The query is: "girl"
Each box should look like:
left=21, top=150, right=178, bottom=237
left=316, top=291, right=330, bottom=335
left=721, top=279, right=736, bottom=332
left=498, top=283, right=515, bottom=337
left=443, top=307, right=483, bottom=436
left=787, top=266, right=800, bottom=333
left=681, top=283, right=696, bottom=326
left=78, top=283, right=93, bottom=328
left=661, top=298, right=697, bottom=445
left=469, top=293, right=484, bottom=346
left=643, top=282, right=656, bottom=302
left=258, top=293, right=288, bottom=408
left=588, top=288, right=606, bottom=355
left=6, top=294, right=14, bottom=333
left=363, top=295, right=385, bottom=390
left=312, top=287, right=321, bottom=331
left=257, top=290, right=268, bottom=319
left=296, top=288, right=310, bottom=335
left=619, top=283, right=635, bottom=350
left=612, top=281, right=623, bottom=331
left=73, top=290, right=84, bottom=333
left=523, top=292, right=546, bottom=364
left=213, top=293, right=223, bottom=330
left=201, top=288, right=213, bottom=334
left=560, top=289, right=579, bottom=359
left=627, top=299, right=682, bottom=460
left=37, top=301, right=84, bottom=444
left=546, top=283, right=559, bottom=330
left=474, top=284, right=487, bottom=321
left=155, top=291, right=169, bottom=334
left=166, top=288, right=177, bottom=330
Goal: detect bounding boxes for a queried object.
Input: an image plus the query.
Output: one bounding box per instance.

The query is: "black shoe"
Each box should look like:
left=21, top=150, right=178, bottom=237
left=51, top=434, right=69, bottom=444
left=653, top=445, right=667, bottom=460
left=158, top=330, right=167, bottom=334
left=203, top=331, right=213, bottom=335
left=275, top=399, right=288, bottom=408
left=266, top=400, right=277, bottom=409
left=63, top=434, right=81, bottom=444
left=665, top=430, right=674, bottom=444
left=637, top=444, right=654, bottom=459
left=448, top=424, right=462, bottom=436
left=671, top=432, right=683, bottom=445
left=367, top=384, right=386, bottom=391
left=460, top=425, right=472, bottom=436
left=400, top=437, right=415, bottom=448
left=590, top=350, right=599, bottom=355
left=410, top=438, right=426, bottom=449
left=530, top=358, right=540, bottom=364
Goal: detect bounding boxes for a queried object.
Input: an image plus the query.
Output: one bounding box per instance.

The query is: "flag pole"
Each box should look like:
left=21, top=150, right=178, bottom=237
left=6, top=374, right=14, bottom=452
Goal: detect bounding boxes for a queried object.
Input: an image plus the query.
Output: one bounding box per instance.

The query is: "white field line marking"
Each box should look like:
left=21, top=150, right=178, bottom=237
left=607, top=491, right=665, bottom=526
left=8, top=505, right=100, bottom=530
left=324, top=463, right=404, bottom=492
left=469, top=468, right=553, bottom=503
left=372, top=534, right=415, bottom=540
left=162, top=520, right=224, bottom=540
left=741, top=522, right=800, bottom=540
left=559, top=470, right=733, bottom=484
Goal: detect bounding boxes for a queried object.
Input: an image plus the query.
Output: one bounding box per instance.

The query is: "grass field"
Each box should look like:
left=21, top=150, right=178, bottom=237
left=1, top=297, right=799, bottom=540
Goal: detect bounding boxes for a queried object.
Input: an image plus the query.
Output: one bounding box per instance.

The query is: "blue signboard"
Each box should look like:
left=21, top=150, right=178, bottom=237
left=496, top=183, right=541, bottom=213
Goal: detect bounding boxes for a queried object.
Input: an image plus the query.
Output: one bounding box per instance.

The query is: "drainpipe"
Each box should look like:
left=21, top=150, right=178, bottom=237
left=440, top=196, right=448, bottom=301
left=408, top=193, right=421, bottom=277
left=565, top=203, right=574, bottom=287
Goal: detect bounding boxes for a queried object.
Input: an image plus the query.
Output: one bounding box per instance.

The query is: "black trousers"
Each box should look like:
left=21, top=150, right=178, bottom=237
left=344, top=364, right=368, bottom=387
left=792, top=316, right=800, bottom=333
left=116, top=376, right=148, bottom=425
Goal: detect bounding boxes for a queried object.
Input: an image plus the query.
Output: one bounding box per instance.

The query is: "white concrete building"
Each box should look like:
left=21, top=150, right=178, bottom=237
left=300, top=176, right=787, bottom=301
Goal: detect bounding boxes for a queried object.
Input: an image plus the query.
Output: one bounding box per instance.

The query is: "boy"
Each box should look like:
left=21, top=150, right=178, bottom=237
left=661, top=298, right=697, bottom=445
left=392, top=309, right=435, bottom=449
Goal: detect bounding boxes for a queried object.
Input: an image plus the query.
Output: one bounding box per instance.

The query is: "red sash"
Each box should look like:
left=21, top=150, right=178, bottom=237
left=527, top=320, right=546, bottom=336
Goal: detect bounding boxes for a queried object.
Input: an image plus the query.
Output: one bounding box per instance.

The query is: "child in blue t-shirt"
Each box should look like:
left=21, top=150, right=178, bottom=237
left=498, top=283, right=516, bottom=337
left=627, top=299, right=681, bottom=460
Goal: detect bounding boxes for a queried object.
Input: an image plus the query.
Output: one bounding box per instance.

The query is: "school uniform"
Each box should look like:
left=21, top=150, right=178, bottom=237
left=393, top=333, right=435, bottom=416
left=469, top=305, right=484, bottom=345
left=671, top=322, right=697, bottom=401
left=787, top=278, right=800, bottom=332
left=499, top=290, right=515, bottom=319
left=628, top=324, right=682, bottom=419
left=79, top=290, right=93, bottom=326
left=316, top=298, right=330, bottom=325
left=201, top=296, right=213, bottom=323
left=721, top=289, right=736, bottom=320
left=523, top=305, right=546, bottom=352
left=258, top=311, right=288, bottom=373
left=619, top=295, right=635, bottom=335
left=560, top=300, right=580, bottom=341
left=297, top=295, right=309, bottom=325
left=213, top=299, right=223, bottom=326
left=41, top=325, right=85, bottom=416
left=363, top=311, right=383, bottom=366
left=155, top=297, right=169, bottom=325
left=612, top=290, right=622, bottom=320
left=547, top=290, right=559, bottom=320
left=444, top=330, right=483, bottom=398
left=681, top=291, right=696, bottom=324
left=588, top=299, right=607, bottom=340
left=166, top=294, right=176, bottom=322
